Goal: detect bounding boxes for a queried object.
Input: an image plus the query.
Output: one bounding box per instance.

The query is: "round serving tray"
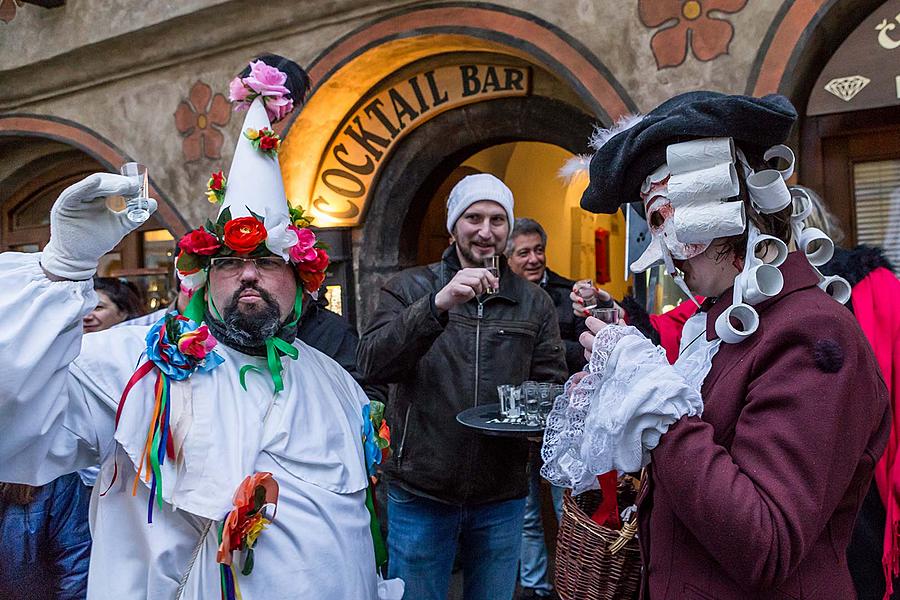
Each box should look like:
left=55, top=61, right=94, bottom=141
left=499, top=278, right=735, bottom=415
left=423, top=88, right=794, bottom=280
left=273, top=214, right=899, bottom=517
left=456, top=403, right=544, bottom=437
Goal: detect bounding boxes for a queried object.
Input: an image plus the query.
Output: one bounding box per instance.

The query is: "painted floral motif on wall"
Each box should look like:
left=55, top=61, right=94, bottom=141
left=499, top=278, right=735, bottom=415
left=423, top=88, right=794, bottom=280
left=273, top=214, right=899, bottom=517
left=174, top=81, right=231, bottom=162
left=639, top=0, right=748, bottom=69
left=0, top=0, right=23, bottom=23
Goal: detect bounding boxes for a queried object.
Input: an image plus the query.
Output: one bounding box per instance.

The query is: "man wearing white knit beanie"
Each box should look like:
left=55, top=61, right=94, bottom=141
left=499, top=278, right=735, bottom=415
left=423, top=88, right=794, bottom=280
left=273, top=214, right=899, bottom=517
left=359, top=173, right=567, bottom=600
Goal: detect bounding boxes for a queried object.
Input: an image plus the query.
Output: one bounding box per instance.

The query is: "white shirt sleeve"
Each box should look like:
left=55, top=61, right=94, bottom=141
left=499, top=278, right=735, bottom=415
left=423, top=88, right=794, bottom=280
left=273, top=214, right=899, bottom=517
left=0, top=252, right=107, bottom=485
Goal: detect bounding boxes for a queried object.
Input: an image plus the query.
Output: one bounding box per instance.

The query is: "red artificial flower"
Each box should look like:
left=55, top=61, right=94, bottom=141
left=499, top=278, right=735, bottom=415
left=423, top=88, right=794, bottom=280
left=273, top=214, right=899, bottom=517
left=296, top=247, right=329, bottom=273
left=179, top=228, right=221, bottom=256
left=259, top=135, right=279, bottom=152
left=224, top=217, right=267, bottom=254
left=299, top=270, right=326, bottom=293
left=209, top=170, right=226, bottom=191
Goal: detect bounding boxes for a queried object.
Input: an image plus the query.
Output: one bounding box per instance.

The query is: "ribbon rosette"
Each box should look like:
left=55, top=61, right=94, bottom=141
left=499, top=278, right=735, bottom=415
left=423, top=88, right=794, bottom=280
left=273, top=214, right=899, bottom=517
left=105, top=313, right=224, bottom=523
left=146, top=313, right=224, bottom=380
left=362, top=402, right=391, bottom=479
left=217, top=473, right=279, bottom=600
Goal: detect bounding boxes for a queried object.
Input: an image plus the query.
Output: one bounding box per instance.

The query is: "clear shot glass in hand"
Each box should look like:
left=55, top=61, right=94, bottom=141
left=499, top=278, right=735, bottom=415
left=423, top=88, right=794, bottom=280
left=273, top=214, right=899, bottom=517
left=574, top=279, right=600, bottom=311
left=589, top=307, right=620, bottom=324
left=484, top=255, right=500, bottom=295
left=120, top=162, right=151, bottom=224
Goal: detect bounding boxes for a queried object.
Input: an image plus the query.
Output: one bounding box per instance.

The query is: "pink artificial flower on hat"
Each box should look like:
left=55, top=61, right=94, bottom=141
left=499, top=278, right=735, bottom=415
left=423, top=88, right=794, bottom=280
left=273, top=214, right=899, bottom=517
left=228, top=77, right=250, bottom=104
left=287, top=225, right=318, bottom=263
left=245, top=60, right=291, bottom=98
left=265, top=95, right=294, bottom=123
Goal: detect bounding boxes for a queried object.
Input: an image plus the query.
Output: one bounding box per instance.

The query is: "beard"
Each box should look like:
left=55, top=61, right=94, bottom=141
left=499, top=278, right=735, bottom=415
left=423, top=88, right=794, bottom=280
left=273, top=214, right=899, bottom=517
left=219, top=283, right=283, bottom=348
left=457, top=238, right=500, bottom=267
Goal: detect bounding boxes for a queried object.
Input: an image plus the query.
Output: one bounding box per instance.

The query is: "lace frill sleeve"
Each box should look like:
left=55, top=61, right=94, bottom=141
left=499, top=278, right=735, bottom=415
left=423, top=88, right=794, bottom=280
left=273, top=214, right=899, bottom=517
left=540, top=325, right=704, bottom=495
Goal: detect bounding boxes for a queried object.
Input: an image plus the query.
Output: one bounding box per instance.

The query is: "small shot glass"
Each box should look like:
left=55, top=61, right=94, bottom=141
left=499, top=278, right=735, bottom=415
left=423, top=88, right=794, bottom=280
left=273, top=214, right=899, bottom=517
left=120, top=162, right=151, bottom=224
left=484, top=255, right=500, bottom=295
left=589, top=307, right=620, bottom=324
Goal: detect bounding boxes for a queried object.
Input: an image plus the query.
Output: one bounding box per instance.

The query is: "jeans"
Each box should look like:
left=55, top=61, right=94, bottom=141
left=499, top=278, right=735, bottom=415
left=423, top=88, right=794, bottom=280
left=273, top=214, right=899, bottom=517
left=519, top=465, right=565, bottom=594
left=386, top=484, right=526, bottom=600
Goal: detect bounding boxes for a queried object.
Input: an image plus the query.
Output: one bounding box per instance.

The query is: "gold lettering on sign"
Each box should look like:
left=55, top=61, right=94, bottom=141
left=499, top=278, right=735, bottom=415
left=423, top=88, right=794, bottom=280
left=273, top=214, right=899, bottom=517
left=311, top=64, right=532, bottom=227
left=876, top=13, right=900, bottom=49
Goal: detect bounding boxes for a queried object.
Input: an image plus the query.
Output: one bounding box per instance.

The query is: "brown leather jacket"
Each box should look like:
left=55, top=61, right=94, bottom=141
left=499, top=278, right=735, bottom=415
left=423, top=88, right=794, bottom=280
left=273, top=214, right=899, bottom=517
left=357, top=245, right=567, bottom=505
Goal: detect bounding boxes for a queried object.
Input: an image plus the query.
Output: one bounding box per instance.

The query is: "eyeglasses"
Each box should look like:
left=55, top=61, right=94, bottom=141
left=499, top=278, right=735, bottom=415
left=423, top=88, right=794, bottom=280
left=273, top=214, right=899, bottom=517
left=209, top=256, right=287, bottom=275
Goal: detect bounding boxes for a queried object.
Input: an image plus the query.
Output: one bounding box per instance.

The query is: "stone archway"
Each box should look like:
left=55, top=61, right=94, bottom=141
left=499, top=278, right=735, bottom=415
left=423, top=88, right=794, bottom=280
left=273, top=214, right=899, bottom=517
left=353, top=95, right=595, bottom=319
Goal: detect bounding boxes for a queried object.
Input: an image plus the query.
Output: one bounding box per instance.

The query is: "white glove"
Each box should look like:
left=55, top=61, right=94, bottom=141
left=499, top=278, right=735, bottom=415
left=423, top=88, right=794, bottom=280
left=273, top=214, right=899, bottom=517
left=40, top=173, right=158, bottom=280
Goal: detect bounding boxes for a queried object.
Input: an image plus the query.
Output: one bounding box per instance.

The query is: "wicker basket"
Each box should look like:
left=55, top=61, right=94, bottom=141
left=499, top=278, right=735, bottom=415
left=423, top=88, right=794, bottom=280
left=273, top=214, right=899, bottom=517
left=554, top=489, right=642, bottom=600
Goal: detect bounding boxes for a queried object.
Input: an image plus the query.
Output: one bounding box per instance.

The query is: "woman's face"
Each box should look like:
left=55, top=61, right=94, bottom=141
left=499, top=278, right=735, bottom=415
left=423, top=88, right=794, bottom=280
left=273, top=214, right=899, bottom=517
left=83, top=291, right=128, bottom=333
left=676, top=240, right=742, bottom=298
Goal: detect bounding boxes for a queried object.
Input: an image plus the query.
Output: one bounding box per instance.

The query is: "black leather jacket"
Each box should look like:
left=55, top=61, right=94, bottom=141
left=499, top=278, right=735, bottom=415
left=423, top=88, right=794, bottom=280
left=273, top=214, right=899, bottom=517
left=357, top=245, right=567, bottom=505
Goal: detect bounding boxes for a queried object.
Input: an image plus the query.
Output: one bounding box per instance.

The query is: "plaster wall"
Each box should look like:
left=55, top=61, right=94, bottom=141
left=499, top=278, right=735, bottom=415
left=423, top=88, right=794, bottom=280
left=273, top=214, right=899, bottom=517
left=0, top=0, right=799, bottom=234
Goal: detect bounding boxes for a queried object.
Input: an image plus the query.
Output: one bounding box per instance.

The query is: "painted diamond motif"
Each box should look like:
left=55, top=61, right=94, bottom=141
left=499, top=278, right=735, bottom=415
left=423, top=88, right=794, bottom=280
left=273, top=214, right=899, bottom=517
left=824, top=76, right=871, bottom=102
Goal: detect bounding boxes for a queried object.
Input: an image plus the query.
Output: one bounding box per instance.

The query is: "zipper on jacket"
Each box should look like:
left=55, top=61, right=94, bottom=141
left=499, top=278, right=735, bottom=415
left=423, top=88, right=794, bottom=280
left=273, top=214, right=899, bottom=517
left=474, top=301, right=483, bottom=406
left=396, top=405, right=412, bottom=468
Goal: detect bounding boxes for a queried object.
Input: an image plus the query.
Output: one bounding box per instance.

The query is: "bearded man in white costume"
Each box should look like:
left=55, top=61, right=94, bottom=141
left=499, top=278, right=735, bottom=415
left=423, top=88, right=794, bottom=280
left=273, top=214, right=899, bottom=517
left=0, top=55, right=402, bottom=600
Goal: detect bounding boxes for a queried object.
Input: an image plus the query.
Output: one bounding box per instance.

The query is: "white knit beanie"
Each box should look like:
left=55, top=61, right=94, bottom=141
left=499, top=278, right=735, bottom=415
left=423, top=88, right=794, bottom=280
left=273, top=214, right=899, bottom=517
left=446, top=173, right=515, bottom=234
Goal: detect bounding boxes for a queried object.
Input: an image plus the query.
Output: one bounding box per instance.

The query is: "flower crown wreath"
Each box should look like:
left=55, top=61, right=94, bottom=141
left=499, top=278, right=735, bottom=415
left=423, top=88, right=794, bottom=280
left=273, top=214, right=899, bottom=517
left=176, top=203, right=329, bottom=296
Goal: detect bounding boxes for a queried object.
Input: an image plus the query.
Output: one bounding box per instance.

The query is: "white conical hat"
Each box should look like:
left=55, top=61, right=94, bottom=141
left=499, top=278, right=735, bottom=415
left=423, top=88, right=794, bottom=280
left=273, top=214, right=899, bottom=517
left=219, top=96, right=296, bottom=259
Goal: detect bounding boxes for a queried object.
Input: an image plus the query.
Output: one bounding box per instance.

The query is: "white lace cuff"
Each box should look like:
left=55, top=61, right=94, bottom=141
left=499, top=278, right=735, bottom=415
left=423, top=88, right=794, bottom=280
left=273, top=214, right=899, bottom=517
left=540, top=325, right=703, bottom=495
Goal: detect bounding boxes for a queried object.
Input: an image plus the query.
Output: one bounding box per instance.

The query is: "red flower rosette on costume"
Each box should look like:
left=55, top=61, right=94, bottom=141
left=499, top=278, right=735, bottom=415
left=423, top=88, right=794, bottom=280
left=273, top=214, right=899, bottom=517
left=217, top=472, right=279, bottom=569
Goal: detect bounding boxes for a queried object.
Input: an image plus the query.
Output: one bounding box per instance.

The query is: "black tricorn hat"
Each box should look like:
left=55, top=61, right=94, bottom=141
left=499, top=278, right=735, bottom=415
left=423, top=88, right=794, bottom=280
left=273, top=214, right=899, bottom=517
left=580, top=91, right=798, bottom=214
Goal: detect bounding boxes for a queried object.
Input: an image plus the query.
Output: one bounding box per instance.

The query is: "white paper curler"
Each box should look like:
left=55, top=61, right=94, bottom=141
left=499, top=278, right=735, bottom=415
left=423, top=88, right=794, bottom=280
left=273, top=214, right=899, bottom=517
left=751, top=233, right=789, bottom=267
left=739, top=264, right=784, bottom=305
left=666, top=138, right=735, bottom=175
left=799, top=227, right=835, bottom=266
left=672, top=200, right=745, bottom=243
left=818, top=274, right=851, bottom=304
left=715, top=303, right=760, bottom=343
left=668, top=162, right=740, bottom=204
left=791, top=188, right=813, bottom=222
left=747, top=169, right=792, bottom=214
left=763, top=145, right=795, bottom=180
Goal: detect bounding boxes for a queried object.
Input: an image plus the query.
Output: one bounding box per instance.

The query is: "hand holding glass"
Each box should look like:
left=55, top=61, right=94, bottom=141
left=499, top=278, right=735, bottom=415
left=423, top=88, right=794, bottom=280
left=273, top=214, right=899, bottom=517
left=484, top=256, right=500, bottom=295
left=120, top=162, right=151, bottom=224
left=574, top=279, right=599, bottom=310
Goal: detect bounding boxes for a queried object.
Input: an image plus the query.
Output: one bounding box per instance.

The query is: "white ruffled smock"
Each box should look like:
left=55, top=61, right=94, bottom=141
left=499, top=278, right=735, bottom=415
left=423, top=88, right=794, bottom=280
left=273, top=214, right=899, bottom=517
left=0, top=253, right=401, bottom=599
left=541, top=314, right=719, bottom=494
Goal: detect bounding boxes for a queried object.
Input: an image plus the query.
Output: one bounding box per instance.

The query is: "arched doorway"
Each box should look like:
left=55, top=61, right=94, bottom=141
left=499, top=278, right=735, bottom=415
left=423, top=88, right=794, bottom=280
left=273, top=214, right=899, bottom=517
left=279, top=3, right=636, bottom=325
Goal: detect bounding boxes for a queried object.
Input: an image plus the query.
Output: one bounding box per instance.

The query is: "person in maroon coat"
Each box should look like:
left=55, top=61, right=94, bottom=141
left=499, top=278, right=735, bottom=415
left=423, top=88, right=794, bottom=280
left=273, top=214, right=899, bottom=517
left=542, top=92, right=891, bottom=599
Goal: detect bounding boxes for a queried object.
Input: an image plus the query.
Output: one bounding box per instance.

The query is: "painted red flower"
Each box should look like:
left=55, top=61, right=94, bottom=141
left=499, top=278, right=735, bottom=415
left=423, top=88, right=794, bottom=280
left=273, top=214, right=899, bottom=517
left=174, top=81, right=231, bottom=162
left=223, top=217, right=267, bottom=254
left=259, top=135, right=279, bottom=152
left=638, top=0, right=747, bottom=69
left=179, top=228, right=221, bottom=256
